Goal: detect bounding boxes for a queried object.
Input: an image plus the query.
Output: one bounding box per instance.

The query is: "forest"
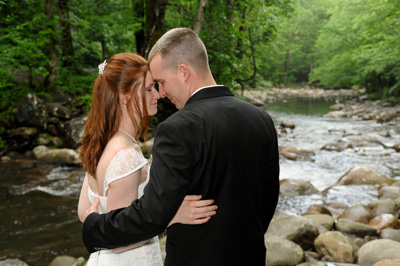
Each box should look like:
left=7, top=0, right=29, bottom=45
left=1, top=0, right=399, bottom=129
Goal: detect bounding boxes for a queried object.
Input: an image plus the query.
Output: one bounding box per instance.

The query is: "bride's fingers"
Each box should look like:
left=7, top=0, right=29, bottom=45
left=183, top=195, right=202, bottom=201
left=192, top=204, right=218, bottom=214
left=190, top=210, right=217, bottom=220
left=190, top=216, right=212, bottom=224
left=190, top=199, right=215, bottom=207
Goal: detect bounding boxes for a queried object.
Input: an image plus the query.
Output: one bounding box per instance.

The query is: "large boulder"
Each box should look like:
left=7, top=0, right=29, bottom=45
left=357, top=239, right=400, bottom=266
left=380, top=228, right=400, bottom=242
left=337, top=204, right=372, bottom=223
left=335, top=167, right=395, bottom=186
left=369, top=214, right=400, bottom=231
left=58, top=113, right=88, bottom=149
left=0, top=259, right=29, bottom=266
left=368, top=199, right=399, bottom=217
left=373, top=259, right=400, bottom=266
left=49, top=255, right=85, bottom=266
left=33, top=145, right=81, bottom=165
left=379, top=185, right=400, bottom=199
left=302, top=214, right=335, bottom=231
left=280, top=179, right=320, bottom=196
left=46, top=103, right=72, bottom=120
left=314, top=231, right=354, bottom=263
left=335, top=218, right=377, bottom=238
left=265, top=236, right=304, bottom=266
left=266, top=214, right=319, bottom=250
left=16, top=93, right=48, bottom=129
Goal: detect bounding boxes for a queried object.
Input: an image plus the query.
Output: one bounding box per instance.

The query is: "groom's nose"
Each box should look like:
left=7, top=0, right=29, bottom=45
left=158, top=87, right=167, bottom=98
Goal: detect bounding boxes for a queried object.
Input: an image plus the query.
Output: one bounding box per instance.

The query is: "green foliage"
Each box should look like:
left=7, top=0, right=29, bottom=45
left=309, top=0, right=400, bottom=97
left=1, top=0, right=399, bottom=126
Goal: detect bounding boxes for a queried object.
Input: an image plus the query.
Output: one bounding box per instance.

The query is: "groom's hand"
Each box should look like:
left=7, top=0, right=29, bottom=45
left=83, top=196, right=100, bottom=221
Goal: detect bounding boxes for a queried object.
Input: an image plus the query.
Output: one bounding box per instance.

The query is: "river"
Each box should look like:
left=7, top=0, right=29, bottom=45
left=1, top=96, right=399, bottom=265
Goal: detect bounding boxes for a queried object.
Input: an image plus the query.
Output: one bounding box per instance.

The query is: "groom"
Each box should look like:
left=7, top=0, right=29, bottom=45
left=83, top=27, right=280, bottom=265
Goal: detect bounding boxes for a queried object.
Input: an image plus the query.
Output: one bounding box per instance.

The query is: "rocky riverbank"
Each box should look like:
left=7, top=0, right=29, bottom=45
left=1, top=88, right=400, bottom=266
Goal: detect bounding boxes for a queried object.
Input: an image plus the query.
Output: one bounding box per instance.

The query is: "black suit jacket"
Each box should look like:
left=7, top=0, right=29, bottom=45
left=83, top=86, right=280, bottom=265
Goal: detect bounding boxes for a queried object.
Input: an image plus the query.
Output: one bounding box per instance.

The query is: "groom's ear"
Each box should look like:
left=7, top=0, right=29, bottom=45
left=178, top=64, right=190, bottom=82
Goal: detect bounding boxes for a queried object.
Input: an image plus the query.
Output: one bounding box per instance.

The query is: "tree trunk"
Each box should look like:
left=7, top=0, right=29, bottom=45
left=58, top=0, right=74, bottom=67
left=44, top=0, right=57, bottom=87
left=276, top=46, right=280, bottom=86
left=133, top=0, right=145, bottom=56
left=236, top=6, right=247, bottom=60
left=283, top=30, right=295, bottom=86
left=194, top=0, right=207, bottom=35
left=143, top=0, right=168, bottom=59
left=227, top=0, right=234, bottom=22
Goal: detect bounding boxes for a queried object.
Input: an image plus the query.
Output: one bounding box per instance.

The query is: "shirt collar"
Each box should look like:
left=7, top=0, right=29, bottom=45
left=190, top=85, right=224, bottom=98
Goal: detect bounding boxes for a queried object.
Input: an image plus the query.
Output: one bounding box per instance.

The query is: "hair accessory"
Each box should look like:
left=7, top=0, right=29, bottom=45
left=98, top=60, right=107, bottom=75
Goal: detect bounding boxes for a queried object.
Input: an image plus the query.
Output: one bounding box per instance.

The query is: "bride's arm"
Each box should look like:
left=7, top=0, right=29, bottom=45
left=106, top=170, right=149, bottom=253
left=78, top=173, right=92, bottom=222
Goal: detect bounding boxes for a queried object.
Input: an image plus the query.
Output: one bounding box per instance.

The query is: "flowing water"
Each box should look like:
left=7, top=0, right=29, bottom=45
left=1, top=96, right=399, bottom=265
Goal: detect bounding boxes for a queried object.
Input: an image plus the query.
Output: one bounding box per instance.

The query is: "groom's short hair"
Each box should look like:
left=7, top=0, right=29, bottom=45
left=148, top=27, right=210, bottom=75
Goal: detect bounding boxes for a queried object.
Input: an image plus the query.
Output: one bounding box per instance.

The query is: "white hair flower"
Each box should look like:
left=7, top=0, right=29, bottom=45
left=98, top=60, right=107, bottom=75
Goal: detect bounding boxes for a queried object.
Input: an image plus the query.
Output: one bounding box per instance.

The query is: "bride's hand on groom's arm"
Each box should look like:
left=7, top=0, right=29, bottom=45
left=82, top=196, right=100, bottom=222
left=168, top=195, right=218, bottom=227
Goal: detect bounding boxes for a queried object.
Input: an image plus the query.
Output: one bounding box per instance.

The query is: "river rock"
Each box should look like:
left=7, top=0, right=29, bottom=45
left=305, top=204, right=333, bottom=216
left=33, top=145, right=81, bottom=165
left=369, top=214, right=400, bottom=231
left=368, top=199, right=399, bottom=217
left=49, top=255, right=85, bottom=266
left=265, top=236, right=304, bottom=266
left=341, top=135, right=385, bottom=148
left=357, top=239, right=400, bottom=266
left=335, top=167, right=395, bottom=186
left=314, top=231, right=354, bottom=263
left=330, top=103, right=345, bottom=110
left=9, top=127, right=38, bottom=140
left=379, top=186, right=400, bottom=199
left=373, top=259, right=400, bottom=266
left=280, top=146, right=300, bottom=160
left=336, top=218, right=377, bottom=237
left=321, top=141, right=353, bottom=152
left=266, top=214, right=319, bottom=250
left=280, top=120, right=295, bottom=129
left=392, top=143, right=400, bottom=152
left=337, top=204, right=372, bottom=223
left=46, top=103, right=72, bottom=120
left=376, top=112, right=395, bottom=123
left=58, top=113, right=88, bottom=149
left=16, top=93, right=48, bottom=129
left=280, top=179, right=320, bottom=196
left=324, top=202, right=349, bottom=219
left=0, top=259, right=29, bottom=266
left=324, top=111, right=347, bottom=118
left=380, top=228, right=400, bottom=242
left=296, top=263, right=327, bottom=266
left=303, top=214, right=335, bottom=231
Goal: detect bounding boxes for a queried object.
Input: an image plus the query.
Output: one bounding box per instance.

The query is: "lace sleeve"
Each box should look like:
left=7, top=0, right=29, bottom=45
left=103, top=148, right=148, bottom=196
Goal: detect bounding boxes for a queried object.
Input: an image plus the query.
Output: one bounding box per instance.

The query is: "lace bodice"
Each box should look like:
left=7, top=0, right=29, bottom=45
left=88, top=148, right=148, bottom=213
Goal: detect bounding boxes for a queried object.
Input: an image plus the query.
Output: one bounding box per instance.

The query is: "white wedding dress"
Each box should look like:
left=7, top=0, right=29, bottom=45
left=86, top=148, right=163, bottom=266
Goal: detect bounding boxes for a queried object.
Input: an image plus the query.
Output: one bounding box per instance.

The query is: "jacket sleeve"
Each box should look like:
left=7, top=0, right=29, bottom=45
left=262, top=114, right=280, bottom=233
left=82, top=121, right=194, bottom=253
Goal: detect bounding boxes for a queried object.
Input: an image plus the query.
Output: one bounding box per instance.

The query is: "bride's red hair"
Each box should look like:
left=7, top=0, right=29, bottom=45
left=79, top=53, right=150, bottom=177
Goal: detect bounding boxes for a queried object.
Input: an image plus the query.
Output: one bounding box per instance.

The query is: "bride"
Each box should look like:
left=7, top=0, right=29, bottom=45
left=77, top=53, right=217, bottom=265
